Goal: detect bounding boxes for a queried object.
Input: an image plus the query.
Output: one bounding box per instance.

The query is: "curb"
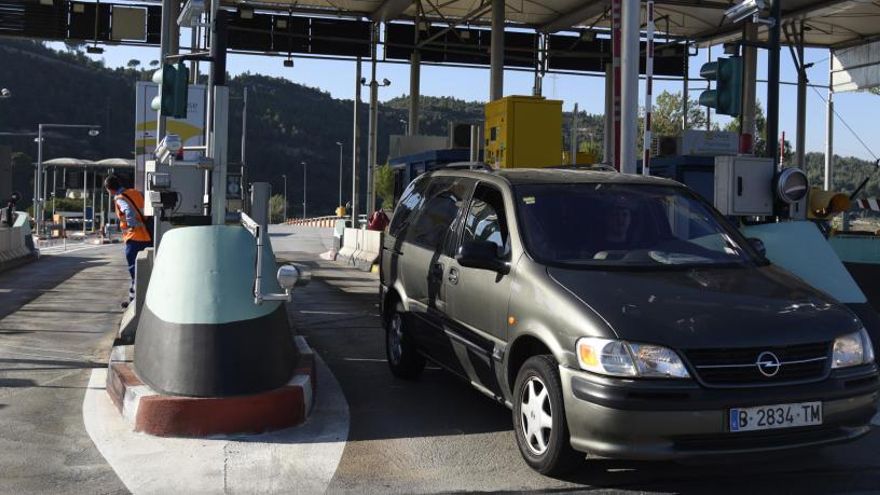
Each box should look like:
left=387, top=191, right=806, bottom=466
left=106, top=336, right=316, bottom=437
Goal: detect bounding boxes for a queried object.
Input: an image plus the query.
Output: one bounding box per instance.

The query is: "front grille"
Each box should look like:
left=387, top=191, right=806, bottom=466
left=684, top=342, right=830, bottom=387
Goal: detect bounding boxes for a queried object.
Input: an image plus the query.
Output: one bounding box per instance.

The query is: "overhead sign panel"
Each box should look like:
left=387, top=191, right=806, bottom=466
left=832, top=41, right=880, bottom=93
left=385, top=23, right=536, bottom=68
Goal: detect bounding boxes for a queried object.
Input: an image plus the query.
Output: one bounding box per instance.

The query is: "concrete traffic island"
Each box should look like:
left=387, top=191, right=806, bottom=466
left=104, top=225, right=317, bottom=437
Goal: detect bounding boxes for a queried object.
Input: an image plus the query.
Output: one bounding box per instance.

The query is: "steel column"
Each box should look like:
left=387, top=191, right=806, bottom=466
left=795, top=23, right=807, bottom=168
left=642, top=0, right=655, bottom=176
left=352, top=57, right=362, bottom=225
left=766, top=0, right=781, bottom=163
left=490, top=0, right=504, bottom=101
left=825, top=53, right=834, bottom=190
left=741, top=23, right=758, bottom=154
left=604, top=63, right=614, bottom=164
left=35, top=125, right=43, bottom=236
left=619, top=0, right=639, bottom=174
left=210, top=86, right=229, bottom=225
left=409, top=51, right=420, bottom=136
left=682, top=43, right=688, bottom=130
left=570, top=103, right=578, bottom=165
left=611, top=0, right=622, bottom=170
left=367, top=24, right=379, bottom=213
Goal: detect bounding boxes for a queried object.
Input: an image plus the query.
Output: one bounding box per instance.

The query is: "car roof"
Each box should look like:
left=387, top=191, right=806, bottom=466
left=426, top=167, right=682, bottom=188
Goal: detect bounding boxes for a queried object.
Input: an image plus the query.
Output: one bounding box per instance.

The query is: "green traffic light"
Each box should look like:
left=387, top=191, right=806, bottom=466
left=698, top=56, right=742, bottom=117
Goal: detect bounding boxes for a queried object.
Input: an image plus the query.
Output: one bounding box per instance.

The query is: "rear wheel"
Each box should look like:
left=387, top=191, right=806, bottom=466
left=385, top=303, right=425, bottom=379
left=512, top=355, right=582, bottom=476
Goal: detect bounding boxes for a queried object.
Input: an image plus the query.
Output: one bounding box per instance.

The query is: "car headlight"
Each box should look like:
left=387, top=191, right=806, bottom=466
left=576, top=337, right=690, bottom=378
left=832, top=328, right=875, bottom=369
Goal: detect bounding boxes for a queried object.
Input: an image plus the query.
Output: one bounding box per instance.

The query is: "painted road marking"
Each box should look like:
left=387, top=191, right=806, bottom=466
left=300, top=310, right=350, bottom=315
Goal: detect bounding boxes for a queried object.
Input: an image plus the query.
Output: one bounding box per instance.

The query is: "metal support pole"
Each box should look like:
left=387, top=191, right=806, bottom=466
left=619, top=0, right=639, bottom=174
left=490, top=0, right=504, bottom=101
left=241, top=86, right=248, bottom=179
left=706, top=45, right=712, bottom=130
left=302, top=162, right=307, bottom=219
left=409, top=51, right=420, bottom=136
left=795, top=22, right=807, bottom=168
left=35, top=125, right=43, bottom=237
left=91, top=170, right=96, bottom=232
left=282, top=174, right=287, bottom=221
left=741, top=23, right=758, bottom=154
left=352, top=57, right=362, bottom=226
left=52, top=167, right=57, bottom=216
left=604, top=63, right=614, bottom=164
left=157, top=0, right=175, bottom=142
left=82, top=167, right=88, bottom=235
left=682, top=44, right=689, bottom=130
left=210, top=85, right=229, bottom=225
left=367, top=24, right=379, bottom=213
left=611, top=0, right=622, bottom=170
left=338, top=142, right=344, bottom=207
left=766, top=0, right=781, bottom=162
left=825, top=53, right=834, bottom=190
left=570, top=103, right=578, bottom=165
left=643, top=0, right=655, bottom=176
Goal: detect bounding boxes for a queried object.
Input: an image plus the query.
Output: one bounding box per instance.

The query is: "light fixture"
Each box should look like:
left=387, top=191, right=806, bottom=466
left=86, top=45, right=104, bottom=54
left=0, top=88, right=10, bottom=98
left=276, top=18, right=288, bottom=29
left=72, top=3, right=85, bottom=13
left=39, top=0, right=54, bottom=6
left=418, top=20, right=429, bottom=31
left=283, top=57, right=294, bottom=67
left=177, top=0, right=206, bottom=27
left=580, top=30, right=596, bottom=42
left=88, top=128, right=100, bottom=137
left=460, top=29, right=471, bottom=40
left=239, top=7, right=254, bottom=19
left=724, top=0, right=766, bottom=24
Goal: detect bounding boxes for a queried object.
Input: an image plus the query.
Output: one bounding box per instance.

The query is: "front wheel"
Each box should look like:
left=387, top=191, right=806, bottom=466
left=512, top=355, right=582, bottom=476
left=385, top=304, right=425, bottom=379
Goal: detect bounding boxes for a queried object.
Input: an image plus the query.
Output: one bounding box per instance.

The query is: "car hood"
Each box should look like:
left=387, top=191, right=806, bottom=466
left=547, top=264, right=860, bottom=349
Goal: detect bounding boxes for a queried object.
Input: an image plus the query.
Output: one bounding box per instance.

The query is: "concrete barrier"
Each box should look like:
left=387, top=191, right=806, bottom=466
left=0, top=212, right=37, bottom=273
left=336, top=227, right=382, bottom=271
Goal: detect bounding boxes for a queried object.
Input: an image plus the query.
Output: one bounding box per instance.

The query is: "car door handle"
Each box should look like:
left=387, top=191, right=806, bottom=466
left=448, top=267, right=459, bottom=285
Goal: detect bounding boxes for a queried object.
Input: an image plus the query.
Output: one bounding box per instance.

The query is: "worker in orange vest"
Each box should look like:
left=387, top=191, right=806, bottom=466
left=104, top=175, right=153, bottom=308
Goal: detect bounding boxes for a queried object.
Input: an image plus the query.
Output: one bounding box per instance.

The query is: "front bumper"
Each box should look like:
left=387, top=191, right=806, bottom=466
left=560, top=363, right=880, bottom=460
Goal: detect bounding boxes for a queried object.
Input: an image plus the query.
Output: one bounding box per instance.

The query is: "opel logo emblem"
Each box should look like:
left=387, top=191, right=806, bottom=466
left=756, top=351, right=781, bottom=377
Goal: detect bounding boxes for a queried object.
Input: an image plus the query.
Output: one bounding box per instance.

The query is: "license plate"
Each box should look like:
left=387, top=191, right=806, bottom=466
left=729, top=401, right=823, bottom=432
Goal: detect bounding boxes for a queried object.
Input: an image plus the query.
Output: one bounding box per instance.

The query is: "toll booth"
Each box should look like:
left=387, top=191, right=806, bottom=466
left=644, top=156, right=716, bottom=202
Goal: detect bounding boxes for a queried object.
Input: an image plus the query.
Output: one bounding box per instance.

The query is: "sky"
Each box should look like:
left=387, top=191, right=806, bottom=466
left=48, top=29, right=880, bottom=162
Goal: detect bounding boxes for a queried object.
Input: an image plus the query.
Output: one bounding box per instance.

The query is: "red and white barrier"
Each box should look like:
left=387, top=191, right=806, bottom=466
left=285, top=216, right=339, bottom=228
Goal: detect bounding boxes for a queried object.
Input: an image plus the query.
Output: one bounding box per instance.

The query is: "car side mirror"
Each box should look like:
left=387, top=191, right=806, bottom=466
left=456, top=240, right=510, bottom=274
left=747, top=237, right=767, bottom=258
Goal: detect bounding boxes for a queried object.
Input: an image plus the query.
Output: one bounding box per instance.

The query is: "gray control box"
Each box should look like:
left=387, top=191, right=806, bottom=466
left=713, top=156, right=775, bottom=216
left=144, top=160, right=205, bottom=216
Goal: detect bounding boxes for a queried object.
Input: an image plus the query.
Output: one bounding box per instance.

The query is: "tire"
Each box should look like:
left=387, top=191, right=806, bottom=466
left=385, top=303, right=426, bottom=379
left=512, top=355, right=582, bottom=476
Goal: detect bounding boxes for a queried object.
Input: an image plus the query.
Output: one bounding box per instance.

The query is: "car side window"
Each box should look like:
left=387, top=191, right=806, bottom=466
left=388, top=176, right=428, bottom=238
left=461, top=184, right=510, bottom=258
left=406, top=178, right=470, bottom=250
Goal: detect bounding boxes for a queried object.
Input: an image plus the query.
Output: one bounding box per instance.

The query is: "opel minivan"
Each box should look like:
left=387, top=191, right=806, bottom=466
left=379, top=168, right=879, bottom=475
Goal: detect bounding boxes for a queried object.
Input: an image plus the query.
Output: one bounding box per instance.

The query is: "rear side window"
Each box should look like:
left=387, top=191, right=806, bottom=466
left=406, top=178, right=471, bottom=250
left=388, top=176, right=428, bottom=237
left=461, top=184, right=510, bottom=258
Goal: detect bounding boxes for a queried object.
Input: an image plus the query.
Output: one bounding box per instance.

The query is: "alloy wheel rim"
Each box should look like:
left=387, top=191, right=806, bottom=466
left=388, top=313, right=403, bottom=364
left=520, top=376, right=553, bottom=456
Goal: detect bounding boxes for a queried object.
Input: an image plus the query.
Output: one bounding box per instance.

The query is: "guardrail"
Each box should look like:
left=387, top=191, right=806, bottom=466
left=285, top=216, right=339, bottom=228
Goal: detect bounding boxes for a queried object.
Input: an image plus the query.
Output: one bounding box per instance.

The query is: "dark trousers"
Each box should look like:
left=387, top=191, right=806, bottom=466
left=125, top=240, right=152, bottom=301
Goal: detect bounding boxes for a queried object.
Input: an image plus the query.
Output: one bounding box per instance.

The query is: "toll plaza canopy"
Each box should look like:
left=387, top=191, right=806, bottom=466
left=5, top=0, right=880, bottom=63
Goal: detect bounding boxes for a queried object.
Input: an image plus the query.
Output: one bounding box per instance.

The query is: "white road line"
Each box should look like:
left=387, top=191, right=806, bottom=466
left=299, top=310, right=350, bottom=315
left=83, top=355, right=350, bottom=495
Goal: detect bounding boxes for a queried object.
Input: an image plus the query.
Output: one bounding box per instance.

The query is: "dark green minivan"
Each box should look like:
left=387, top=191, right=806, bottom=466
left=379, top=167, right=879, bottom=475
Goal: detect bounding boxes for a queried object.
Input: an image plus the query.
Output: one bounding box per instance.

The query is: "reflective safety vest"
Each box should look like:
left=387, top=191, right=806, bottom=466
left=115, top=189, right=152, bottom=243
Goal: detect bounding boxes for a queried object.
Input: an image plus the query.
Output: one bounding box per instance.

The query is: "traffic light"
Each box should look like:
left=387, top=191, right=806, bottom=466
left=807, top=187, right=850, bottom=220
left=150, top=63, right=190, bottom=118
left=698, top=56, right=742, bottom=117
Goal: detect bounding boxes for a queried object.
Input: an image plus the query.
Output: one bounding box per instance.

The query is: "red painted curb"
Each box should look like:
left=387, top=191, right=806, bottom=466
left=105, top=337, right=316, bottom=437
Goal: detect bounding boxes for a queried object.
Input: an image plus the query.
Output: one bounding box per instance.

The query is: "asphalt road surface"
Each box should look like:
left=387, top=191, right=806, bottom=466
left=0, top=244, right=128, bottom=494
left=273, top=225, right=880, bottom=495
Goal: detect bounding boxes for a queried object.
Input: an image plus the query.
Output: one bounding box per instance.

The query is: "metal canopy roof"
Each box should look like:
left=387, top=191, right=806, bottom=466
left=227, top=0, right=880, bottom=49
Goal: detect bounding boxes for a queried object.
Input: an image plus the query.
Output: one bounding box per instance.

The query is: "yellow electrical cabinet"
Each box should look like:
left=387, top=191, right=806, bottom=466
left=484, top=96, right=563, bottom=169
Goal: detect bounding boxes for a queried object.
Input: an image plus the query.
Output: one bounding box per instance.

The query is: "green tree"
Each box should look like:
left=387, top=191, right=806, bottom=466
left=375, top=163, right=395, bottom=210
left=269, top=194, right=286, bottom=223
left=650, top=90, right=709, bottom=137
left=127, top=59, right=141, bottom=69
left=722, top=101, right=793, bottom=163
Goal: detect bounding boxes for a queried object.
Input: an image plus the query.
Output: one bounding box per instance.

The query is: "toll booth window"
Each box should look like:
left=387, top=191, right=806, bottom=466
left=490, top=127, right=498, bottom=141
left=389, top=176, right=428, bottom=237
left=407, top=178, right=469, bottom=250
left=461, top=185, right=510, bottom=258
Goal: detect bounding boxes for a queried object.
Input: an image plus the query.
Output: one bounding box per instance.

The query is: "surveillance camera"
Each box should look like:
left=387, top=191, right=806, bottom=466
left=360, top=77, right=367, bottom=85
left=382, top=78, right=391, bottom=86
left=724, top=0, right=766, bottom=23
left=0, top=88, right=10, bottom=98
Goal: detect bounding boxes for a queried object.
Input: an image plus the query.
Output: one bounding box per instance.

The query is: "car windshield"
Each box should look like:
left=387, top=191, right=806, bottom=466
left=514, top=182, right=755, bottom=268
